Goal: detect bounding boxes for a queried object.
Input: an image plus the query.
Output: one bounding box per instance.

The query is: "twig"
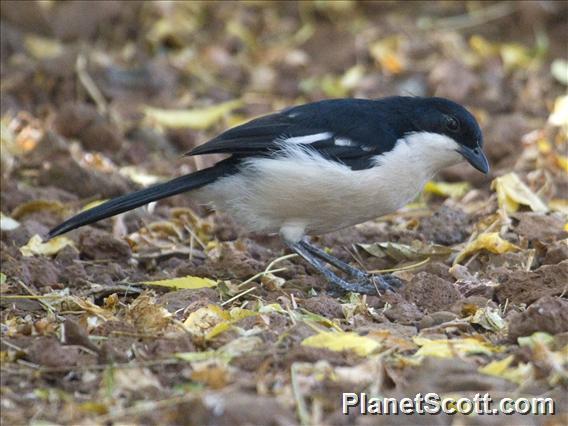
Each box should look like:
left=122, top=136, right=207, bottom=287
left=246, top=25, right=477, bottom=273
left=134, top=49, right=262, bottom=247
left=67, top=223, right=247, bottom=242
left=76, top=54, right=107, bottom=115
left=291, top=363, right=311, bottom=426
left=418, top=1, right=516, bottom=32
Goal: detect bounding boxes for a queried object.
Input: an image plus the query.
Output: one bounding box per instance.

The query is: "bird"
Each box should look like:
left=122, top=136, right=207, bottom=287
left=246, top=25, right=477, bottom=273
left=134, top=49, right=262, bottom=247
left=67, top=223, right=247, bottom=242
left=48, top=96, right=489, bottom=294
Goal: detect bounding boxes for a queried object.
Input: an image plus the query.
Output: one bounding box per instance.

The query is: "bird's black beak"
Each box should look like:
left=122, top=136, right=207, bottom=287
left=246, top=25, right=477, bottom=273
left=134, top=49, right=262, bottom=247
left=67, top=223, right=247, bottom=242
left=458, top=145, right=489, bottom=174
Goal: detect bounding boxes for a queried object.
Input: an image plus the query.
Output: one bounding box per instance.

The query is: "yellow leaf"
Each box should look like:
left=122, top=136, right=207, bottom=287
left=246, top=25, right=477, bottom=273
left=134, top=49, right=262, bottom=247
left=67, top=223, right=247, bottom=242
left=413, top=337, right=502, bottom=359
left=142, top=275, right=218, bottom=290
left=424, top=181, right=470, bottom=198
left=479, top=356, right=533, bottom=384
left=20, top=234, right=75, bottom=257
left=492, top=173, right=548, bottom=214
left=369, top=36, right=405, bottom=74
left=144, top=99, right=243, bottom=130
left=302, top=331, right=380, bottom=356
left=479, top=355, right=515, bottom=376
left=549, top=199, right=568, bottom=214
left=471, top=307, right=507, bottom=332
left=548, top=95, right=568, bottom=128
left=119, top=166, right=165, bottom=186
left=126, top=293, right=171, bottom=333
left=551, top=59, right=568, bottom=86
left=454, top=232, right=519, bottom=264
left=183, top=304, right=229, bottom=336
left=11, top=199, right=68, bottom=220
left=24, top=35, right=64, bottom=59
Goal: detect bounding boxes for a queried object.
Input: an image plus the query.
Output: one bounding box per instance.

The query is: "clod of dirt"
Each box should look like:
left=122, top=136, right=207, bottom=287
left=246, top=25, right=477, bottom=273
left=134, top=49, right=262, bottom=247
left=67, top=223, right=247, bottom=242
left=429, top=60, right=479, bottom=103
left=513, top=213, right=567, bottom=241
left=38, top=159, right=133, bottom=199
left=54, top=102, right=123, bottom=153
left=78, top=228, right=131, bottom=260
left=402, top=272, right=462, bottom=313
left=508, top=296, right=568, bottom=341
left=383, top=301, right=423, bottom=325
left=1, top=219, right=49, bottom=247
left=483, top=113, right=532, bottom=166
left=27, top=337, right=80, bottom=368
left=418, top=311, right=459, bottom=329
left=419, top=205, right=470, bottom=245
left=301, top=295, right=344, bottom=319
left=542, top=240, right=568, bottom=265
left=159, top=288, right=220, bottom=314
left=494, top=260, right=568, bottom=305
left=450, top=296, right=498, bottom=317
left=2, top=256, right=61, bottom=290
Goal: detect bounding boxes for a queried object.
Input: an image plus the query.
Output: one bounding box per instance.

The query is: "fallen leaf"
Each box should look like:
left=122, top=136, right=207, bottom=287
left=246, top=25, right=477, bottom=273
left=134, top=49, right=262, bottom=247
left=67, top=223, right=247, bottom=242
left=492, top=173, right=548, bottom=214
left=471, top=307, right=507, bottom=332
left=302, top=331, right=380, bottom=356
left=424, top=181, right=470, bottom=199
left=454, top=232, right=519, bottom=264
left=184, top=304, right=229, bottom=336
left=119, top=166, right=165, bottom=186
left=358, top=240, right=453, bottom=262
left=144, top=99, right=243, bottom=130
left=11, top=200, right=68, bottom=220
left=413, top=337, right=503, bottom=360
left=548, top=95, right=568, bottom=128
left=551, top=59, right=568, bottom=86
left=126, top=292, right=171, bottom=333
left=478, top=355, right=533, bottom=384
left=142, top=275, right=218, bottom=290
left=0, top=213, right=20, bottom=231
left=24, top=35, right=64, bottom=60
left=20, top=234, right=75, bottom=257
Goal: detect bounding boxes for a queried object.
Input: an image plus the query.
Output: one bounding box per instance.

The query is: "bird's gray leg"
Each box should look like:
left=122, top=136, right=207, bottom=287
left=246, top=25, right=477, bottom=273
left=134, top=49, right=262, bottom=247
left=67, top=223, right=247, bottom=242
left=298, top=240, right=367, bottom=279
left=287, top=241, right=379, bottom=294
left=298, top=239, right=403, bottom=292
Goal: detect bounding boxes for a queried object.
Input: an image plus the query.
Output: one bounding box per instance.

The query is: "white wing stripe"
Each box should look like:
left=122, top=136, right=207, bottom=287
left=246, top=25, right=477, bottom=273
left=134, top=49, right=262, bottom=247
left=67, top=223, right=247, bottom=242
left=281, top=132, right=333, bottom=145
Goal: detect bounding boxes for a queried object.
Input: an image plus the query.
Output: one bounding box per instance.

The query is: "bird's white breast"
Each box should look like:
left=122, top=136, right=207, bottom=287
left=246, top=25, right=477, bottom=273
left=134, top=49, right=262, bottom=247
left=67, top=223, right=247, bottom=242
left=195, top=132, right=462, bottom=242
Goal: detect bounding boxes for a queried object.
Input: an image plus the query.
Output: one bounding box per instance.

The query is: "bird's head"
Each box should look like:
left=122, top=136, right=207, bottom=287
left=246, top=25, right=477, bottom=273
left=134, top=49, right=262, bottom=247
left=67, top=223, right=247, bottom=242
left=391, top=97, right=489, bottom=174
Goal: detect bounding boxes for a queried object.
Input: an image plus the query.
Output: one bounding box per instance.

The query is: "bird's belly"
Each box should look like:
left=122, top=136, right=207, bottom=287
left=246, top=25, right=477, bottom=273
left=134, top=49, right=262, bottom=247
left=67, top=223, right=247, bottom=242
left=195, top=154, right=428, bottom=236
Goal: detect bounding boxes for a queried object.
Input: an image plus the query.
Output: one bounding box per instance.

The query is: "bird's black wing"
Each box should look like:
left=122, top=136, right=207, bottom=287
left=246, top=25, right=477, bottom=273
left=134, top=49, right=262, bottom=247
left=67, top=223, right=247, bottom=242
left=187, top=99, right=399, bottom=170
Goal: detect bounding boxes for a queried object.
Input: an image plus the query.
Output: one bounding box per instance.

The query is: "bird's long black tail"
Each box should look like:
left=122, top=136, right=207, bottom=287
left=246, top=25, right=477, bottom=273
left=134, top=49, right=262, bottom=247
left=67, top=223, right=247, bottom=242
left=48, top=163, right=232, bottom=239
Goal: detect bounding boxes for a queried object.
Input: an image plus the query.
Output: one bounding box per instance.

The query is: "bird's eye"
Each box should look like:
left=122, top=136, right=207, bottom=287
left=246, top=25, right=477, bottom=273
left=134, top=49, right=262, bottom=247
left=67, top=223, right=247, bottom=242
left=444, top=116, right=460, bottom=132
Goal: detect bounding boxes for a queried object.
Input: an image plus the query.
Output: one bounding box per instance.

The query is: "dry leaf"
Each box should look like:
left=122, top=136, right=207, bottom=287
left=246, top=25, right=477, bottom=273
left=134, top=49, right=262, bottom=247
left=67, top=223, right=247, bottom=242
left=492, top=173, right=548, bottom=214
left=454, top=232, right=519, bottom=264
left=471, top=307, right=507, bottom=332
left=143, top=275, right=218, bottom=290
left=413, top=337, right=503, bottom=360
left=479, top=355, right=533, bottom=384
left=358, top=240, right=453, bottom=261
left=424, top=181, right=470, bottom=199
left=20, top=234, right=75, bottom=257
left=126, top=292, right=171, bottom=333
left=184, top=304, right=229, bottom=336
left=144, top=99, right=243, bottom=130
left=301, top=331, right=380, bottom=356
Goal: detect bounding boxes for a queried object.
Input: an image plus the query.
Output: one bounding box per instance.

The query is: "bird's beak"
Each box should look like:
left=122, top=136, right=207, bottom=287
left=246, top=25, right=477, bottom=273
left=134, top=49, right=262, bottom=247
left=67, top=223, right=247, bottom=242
left=458, top=145, right=489, bottom=174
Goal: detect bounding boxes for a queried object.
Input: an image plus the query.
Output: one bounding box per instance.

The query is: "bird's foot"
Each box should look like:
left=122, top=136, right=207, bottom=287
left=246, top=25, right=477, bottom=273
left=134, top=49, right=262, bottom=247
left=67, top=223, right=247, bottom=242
left=328, top=273, right=403, bottom=296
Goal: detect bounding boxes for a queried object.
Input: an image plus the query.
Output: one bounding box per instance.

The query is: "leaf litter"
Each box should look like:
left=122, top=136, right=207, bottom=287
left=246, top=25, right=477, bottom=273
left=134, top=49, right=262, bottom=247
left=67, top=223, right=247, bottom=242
left=1, top=2, right=567, bottom=425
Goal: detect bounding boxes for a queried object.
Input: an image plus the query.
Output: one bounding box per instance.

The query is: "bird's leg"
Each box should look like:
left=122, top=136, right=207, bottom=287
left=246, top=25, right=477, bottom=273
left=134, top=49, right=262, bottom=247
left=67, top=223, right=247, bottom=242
left=287, top=240, right=401, bottom=294
left=298, top=240, right=367, bottom=279
left=287, top=241, right=378, bottom=294
left=297, top=239, right=403, bottom=293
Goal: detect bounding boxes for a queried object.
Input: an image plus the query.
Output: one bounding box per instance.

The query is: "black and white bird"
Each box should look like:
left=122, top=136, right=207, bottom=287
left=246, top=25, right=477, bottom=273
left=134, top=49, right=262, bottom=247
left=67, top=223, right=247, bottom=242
left=48, top=96, right=489, bottom=294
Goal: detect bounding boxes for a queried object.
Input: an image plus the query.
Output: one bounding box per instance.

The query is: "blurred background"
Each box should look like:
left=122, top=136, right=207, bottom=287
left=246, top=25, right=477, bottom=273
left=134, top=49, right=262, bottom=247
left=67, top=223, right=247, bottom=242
left=1, top=1, right=566, bottom=192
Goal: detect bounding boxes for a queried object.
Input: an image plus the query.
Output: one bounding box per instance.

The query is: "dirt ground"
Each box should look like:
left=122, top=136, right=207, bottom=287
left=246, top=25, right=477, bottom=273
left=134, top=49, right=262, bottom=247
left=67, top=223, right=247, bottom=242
left=1, top=1, right=567, bottom=425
